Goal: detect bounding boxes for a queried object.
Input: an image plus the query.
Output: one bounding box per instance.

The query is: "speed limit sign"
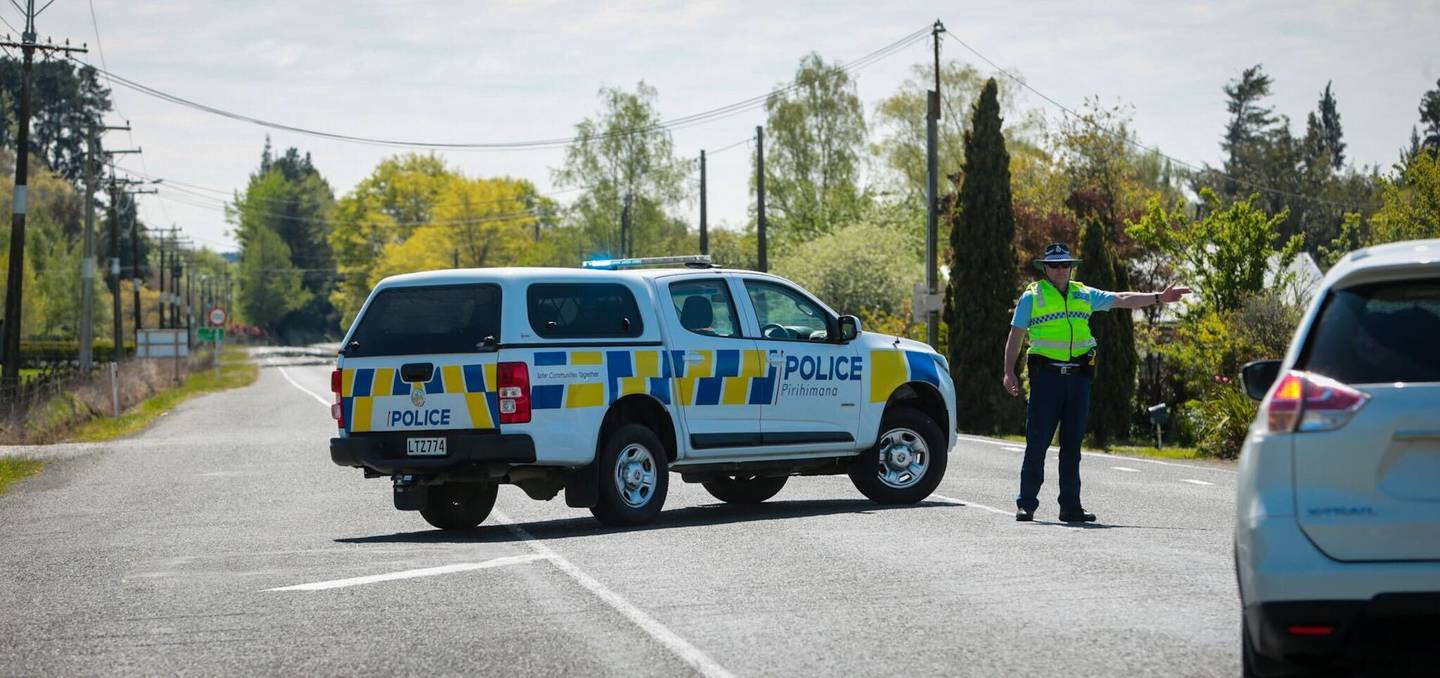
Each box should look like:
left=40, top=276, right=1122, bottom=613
left=208, top=306, right=227, bottom=327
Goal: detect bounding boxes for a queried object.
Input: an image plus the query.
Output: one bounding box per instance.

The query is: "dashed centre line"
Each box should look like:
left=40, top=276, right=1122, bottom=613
left=1181, top=479, right=1215, bottom=486
left=1111, top=466, right=1142, bottom=473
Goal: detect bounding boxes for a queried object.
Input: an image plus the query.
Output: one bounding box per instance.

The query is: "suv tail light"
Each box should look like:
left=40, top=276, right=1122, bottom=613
left=1265, top=370, right=1368, bottom=433
left=497, top=362, right=531, bottom=424
left=330, top=368, right=345, bottom=428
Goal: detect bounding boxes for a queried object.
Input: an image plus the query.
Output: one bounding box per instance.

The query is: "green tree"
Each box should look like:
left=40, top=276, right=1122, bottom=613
left=0, top=59, right=112, bottom=184
left=1078, top=218, right=1136, bottom=448
left=237, top=225, right=308, bottom=331
left=1303, top=82, right=1346, bottom=173
left=773, top=222, right=922, bottom=318
left=230, top=140, right=337, bottom=341
left=327, top=154, right=454, bottom=325
left=1370, top=149, right=1440, bottom=243
left=762, top=53, right=868, bottom=246
left=1128, top=189, right=1303, bottom=314
left=943, top=79, right=1021, bottom=434
left=1420, top=78, right=1440, bottom=152
left=553, top=82, right=689, bottom=261
left=1207, top=65, right=1305, bottom=239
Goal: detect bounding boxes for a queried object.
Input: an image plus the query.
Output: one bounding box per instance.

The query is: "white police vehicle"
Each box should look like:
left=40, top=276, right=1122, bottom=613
left=329, top=256, right=957, bottom=529
left=1235, top=240, right=1440, bottom=676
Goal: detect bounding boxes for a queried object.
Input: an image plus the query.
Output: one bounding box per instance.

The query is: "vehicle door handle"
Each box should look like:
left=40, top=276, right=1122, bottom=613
left=400, top=362, right=434, bottom=383
left=683, top=353, right=705, bottom=363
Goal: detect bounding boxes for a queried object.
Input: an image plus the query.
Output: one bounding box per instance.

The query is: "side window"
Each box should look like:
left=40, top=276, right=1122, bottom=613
left=670, top=279, right=740, bottom=338
left=745, top=281, right=831, bottom=342
left=527, top=283, right=643, bottom=338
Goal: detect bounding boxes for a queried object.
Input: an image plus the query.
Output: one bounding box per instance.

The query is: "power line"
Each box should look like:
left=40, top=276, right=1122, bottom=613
left=64, top=25, right=930, bottom=152
left=943, top=31, right=1366, bottom=212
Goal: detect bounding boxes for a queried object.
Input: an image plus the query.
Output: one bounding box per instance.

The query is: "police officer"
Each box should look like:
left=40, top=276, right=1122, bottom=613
left=1002, top=243, right=1190, bottom=522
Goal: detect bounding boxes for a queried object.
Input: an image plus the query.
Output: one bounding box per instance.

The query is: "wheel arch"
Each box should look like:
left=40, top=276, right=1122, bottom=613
left=884, top=381, right=950, bottom=436
left=597, top=394, right=679, bottom=463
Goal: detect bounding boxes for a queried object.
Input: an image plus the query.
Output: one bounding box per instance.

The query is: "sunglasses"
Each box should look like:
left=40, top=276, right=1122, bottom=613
left=1045, top=262, right=1073, bottom=269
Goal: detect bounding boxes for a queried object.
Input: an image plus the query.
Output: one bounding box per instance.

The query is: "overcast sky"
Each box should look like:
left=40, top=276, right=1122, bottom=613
left=19, top=0, right=1440, bottom=253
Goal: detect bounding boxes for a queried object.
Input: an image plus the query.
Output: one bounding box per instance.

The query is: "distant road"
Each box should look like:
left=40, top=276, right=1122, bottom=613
left=0, top=350, right=1239, bottom=676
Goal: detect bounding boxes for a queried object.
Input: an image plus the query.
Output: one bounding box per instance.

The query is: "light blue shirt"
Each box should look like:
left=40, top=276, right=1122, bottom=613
left=1011, top=283, right=1117, bottom=329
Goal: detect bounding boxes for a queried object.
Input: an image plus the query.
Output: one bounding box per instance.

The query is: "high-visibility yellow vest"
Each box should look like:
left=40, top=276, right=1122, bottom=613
left=1025, top=280, right=1096, bottom=361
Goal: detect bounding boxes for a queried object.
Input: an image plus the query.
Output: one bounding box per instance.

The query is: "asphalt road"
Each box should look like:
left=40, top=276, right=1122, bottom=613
left=1, top=350, right=1241, bottom=676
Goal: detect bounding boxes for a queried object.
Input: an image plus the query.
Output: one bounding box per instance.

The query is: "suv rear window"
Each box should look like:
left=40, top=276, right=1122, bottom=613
left=347, top=284, right=500, bottom=357
left=528, top=283, right=643, bottom=338
left=1298, top=279, right=1440, bottom=384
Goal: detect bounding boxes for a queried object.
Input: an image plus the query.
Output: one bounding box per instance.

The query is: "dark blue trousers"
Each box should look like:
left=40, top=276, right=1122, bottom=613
left=1016, top=365, right=1092, bottom=512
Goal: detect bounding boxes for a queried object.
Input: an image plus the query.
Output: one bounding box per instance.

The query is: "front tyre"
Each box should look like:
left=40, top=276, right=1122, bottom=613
left=590, top=424, right=669, bottom=527
left=849, top=407, right=948, bottom=504
left=702, top=475, right=788, bottom=504
left=419, top=482, right=498, bottom=530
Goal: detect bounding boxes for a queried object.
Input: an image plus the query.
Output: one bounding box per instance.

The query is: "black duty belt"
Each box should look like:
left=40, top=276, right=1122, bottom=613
left=1029, top=352, right=1095, bottom=376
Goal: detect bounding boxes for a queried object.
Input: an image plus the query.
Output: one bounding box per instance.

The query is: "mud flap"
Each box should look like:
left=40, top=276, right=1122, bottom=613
left=564, top=462, right=599, bottom=508
left=393, top=475, right=429, bottom=511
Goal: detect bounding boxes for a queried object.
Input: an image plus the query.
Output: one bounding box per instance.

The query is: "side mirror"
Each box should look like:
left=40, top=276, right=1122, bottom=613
left=1239, top=359, right=1283, bottom=401
left=837, top=315, right=861, bottom=342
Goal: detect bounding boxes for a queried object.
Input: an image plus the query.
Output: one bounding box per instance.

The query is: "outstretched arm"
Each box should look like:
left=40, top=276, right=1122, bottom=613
left=1111, top=283, right=1192, bottom=309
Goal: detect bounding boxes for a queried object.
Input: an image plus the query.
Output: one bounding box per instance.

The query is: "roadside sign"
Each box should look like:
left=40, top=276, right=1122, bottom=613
left=198, top=327, right=226, bottom=341
left=208, top=306, right=227, bottom=327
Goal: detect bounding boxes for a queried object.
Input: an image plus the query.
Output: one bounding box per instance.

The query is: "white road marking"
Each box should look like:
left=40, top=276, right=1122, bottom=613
left=277, top=366, right=331, bottom=407
left=1180, top=479, right=1215, bottom=486
left=956, top=434, right=1236, bottom=474
left=266, top=553, right=549, bottom=591
left=1002, top=446, right=1025, bottom=452
left=1111, top=466, right=1142, bottom=473
left=493, top=510, right=735, bottom=678
left=930, top=493, right=1014, bottom=517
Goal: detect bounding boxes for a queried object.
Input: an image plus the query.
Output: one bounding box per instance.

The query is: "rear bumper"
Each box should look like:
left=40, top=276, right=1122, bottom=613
left=330, top=432, right=536, bottom=474
left=1246, top=595, right=1440, bottom=672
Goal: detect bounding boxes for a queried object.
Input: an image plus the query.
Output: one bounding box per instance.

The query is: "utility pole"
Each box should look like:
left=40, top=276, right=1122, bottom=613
left=699, top=150, right=708, bottom=255
left=925, top=19, right=946, bottom=349
left=0, top=2, right=86, bottom=388
left=620, top=193, right=632, bottom=258
left=756, top=126, right=767, bottom=272
left=123, top=185, right=156, bottom=339
left=78, top=132, right=100, bottom=372
left=157, top=230, right=167, bottom=328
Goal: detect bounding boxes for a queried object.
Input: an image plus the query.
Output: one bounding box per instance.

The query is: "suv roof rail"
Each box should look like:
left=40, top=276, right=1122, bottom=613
left=581, top=255, right=714, bottom=270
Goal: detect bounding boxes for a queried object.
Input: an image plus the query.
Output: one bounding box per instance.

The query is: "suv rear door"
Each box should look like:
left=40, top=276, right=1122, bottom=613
left=660, top=274, right=766, bottom=457
left=339, top=283, right=502, bottom=437
left=1292, top=273, right=1440, bottom=561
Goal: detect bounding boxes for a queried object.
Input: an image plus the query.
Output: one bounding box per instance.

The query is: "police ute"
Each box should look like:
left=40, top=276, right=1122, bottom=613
left=328, top=255, right=957, bottom=529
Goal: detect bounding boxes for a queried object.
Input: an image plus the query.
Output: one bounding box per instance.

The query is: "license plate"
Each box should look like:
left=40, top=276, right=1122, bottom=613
left=406, top=437, right=447, bottom=457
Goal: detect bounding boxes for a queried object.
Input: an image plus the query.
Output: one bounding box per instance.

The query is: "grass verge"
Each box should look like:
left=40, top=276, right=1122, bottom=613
left=65, top=346, right=258, bottom=443
left=0, top=458, right=44, bottom=495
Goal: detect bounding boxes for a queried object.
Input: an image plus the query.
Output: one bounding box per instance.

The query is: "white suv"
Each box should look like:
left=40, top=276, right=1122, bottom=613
left=329, top=257, right=956, bottom=530
left=1235, top=240, right=1440, bottom=676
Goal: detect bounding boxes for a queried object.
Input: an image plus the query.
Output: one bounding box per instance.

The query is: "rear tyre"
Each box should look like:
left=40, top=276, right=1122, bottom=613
left=702, top=475, right=788, bottom=504
left=590, top=424, right=669, bottom=527
left=849, top=407, right=947, bottom=504
left=420, top=482, right=498, bottom=530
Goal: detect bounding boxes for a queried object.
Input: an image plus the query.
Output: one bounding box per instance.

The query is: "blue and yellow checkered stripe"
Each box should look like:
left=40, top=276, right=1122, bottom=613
left=671, top=348, right=776, bottom=406
left=340, top=363, right=499, bottom=432
left=868, top=349, right=944, bottom=403
left=531, top=350, right=674, bottom=410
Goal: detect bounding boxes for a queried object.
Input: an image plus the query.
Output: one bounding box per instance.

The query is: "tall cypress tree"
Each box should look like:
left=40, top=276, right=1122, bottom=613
left=1078, top=218, right=1136, bottom=448
left=943, top=79, right=1020, bottom=433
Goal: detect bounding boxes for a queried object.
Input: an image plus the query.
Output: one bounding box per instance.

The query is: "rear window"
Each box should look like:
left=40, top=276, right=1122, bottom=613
left=347, top=284, right=500, bottom=357
left=1298, top=279, right=1440, bottom=384
left=528, top=283, right=643, bottom=338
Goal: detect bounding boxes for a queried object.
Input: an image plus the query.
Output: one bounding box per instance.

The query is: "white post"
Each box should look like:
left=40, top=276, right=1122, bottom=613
left=214, top=333, right=221, bottom=379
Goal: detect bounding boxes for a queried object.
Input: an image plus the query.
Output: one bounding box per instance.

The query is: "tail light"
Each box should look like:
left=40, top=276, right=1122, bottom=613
left=330, top=368, right=345, bottom=428
left=1265, top=370, right=1368, bottom=433
left=497, top=362, right=531, bottom=424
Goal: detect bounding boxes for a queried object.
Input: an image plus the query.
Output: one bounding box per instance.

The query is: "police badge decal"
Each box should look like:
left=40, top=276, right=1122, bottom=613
left=410, top=385, right=426, bottom=408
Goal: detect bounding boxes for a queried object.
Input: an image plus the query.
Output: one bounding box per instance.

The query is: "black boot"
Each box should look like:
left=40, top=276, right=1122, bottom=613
left=1058, top=508, right=1097, bottom=523
left=1015, top=507, right=1034, bottom=522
